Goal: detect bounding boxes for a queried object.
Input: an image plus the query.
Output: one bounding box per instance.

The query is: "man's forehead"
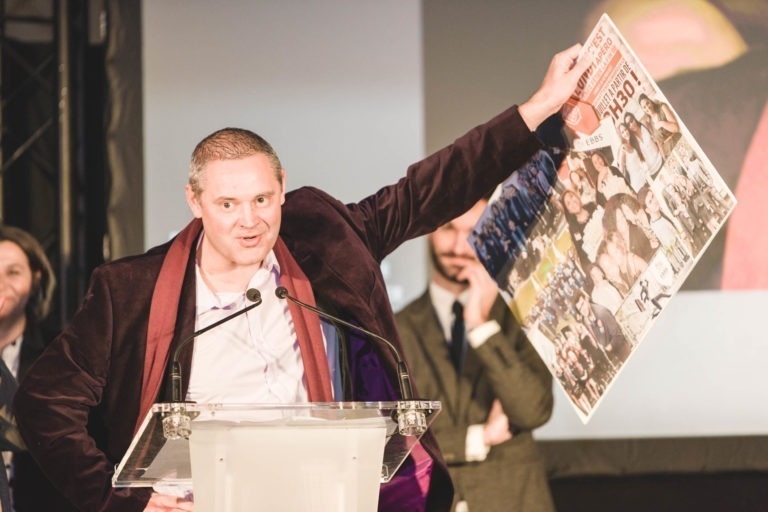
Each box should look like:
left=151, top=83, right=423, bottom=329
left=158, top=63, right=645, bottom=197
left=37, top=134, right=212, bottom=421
left=200, top=157, right=280, bottom=181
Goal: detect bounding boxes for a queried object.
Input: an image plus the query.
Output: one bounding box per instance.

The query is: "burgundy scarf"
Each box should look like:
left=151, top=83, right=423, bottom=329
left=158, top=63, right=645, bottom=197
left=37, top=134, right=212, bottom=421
left=135, top=219, right=333, bottom=432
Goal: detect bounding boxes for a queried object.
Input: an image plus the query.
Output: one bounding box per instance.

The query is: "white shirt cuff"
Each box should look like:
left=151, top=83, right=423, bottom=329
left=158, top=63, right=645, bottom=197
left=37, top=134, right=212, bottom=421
left=465, top=423, right=491, bottom=462
left=467, top=320, right=501, bottom=349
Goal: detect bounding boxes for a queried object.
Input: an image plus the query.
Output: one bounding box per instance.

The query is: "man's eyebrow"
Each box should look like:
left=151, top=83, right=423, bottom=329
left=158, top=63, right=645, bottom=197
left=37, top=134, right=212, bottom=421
left=214, top=190, right=277, bottom=201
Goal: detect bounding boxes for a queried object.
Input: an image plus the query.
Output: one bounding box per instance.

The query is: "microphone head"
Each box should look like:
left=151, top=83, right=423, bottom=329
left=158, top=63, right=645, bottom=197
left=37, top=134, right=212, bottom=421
left=246, top=288, right=262, bottom=303
left=275, top=286, right=289, bottom=299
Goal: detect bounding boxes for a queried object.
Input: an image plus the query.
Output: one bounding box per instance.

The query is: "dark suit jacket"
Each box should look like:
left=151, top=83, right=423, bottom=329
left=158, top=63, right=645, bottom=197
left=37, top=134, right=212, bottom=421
left=14, top=105, right=541, bottom=512
left=9, top=322, right=77, bottom=512
left=396, top=293, right=555, bottom=512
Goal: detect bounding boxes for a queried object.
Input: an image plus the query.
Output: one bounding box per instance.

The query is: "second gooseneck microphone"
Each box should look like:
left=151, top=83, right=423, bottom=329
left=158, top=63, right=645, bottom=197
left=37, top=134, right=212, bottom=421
left=275, top=286, right=428, bottom=436
left=274, top=286, right=415, bottom=401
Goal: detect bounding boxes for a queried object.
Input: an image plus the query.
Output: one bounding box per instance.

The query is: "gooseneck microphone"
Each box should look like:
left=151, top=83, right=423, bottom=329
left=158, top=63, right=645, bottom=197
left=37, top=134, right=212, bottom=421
left=163, top=288, right=263, bottom=440
left=169, top=288, right=263, bottom=403
left=275, top=286, right=414, bottom=400
left=275, top=286, right=427, bottom=435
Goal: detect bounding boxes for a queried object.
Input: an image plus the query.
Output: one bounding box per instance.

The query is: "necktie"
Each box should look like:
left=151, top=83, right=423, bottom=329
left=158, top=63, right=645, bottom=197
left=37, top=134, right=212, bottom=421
left=450, top=300, right=465, bottom=373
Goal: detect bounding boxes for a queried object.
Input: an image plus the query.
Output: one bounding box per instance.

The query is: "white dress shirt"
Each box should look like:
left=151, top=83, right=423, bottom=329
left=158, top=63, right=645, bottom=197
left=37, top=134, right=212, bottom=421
left=1, top=337, right=21, bottom=380
left=186, top=249, right=341, bottom=404
left=156, top=249, right=341, bottom=499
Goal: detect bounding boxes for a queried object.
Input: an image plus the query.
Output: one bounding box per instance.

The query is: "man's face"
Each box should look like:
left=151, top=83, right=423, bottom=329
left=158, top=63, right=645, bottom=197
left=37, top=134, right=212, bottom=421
left=185, top=153, right=285, bottom=273
left=429, top=200, right=486, bottom=285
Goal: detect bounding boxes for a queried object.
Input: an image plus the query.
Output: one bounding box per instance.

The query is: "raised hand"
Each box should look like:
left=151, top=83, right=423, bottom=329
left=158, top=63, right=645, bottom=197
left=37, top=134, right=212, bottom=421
left=483, top=399, right=513, bottom=447
left=457, top=260, right=499, bottom=330
left=519, top=43, right=593, bottom=131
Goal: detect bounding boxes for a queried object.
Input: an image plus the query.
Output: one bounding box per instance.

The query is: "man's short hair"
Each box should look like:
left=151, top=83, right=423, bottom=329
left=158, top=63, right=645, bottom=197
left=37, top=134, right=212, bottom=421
left=189, top=127, right=283, bottom=196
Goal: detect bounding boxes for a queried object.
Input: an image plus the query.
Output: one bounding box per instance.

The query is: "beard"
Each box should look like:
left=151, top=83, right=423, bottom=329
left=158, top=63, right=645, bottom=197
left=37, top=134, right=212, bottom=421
left=429, top=246, right=473, bottom=285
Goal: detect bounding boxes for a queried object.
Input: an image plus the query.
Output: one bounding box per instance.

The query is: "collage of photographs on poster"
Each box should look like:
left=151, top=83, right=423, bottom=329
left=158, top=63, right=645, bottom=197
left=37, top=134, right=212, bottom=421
left=468, top=15, right=736, bottom=422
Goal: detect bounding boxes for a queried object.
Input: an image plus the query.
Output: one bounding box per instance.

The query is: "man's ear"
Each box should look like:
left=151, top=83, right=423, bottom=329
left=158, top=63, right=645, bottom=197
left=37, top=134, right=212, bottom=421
left=185, top=184, right=203, bottom=218
left=280, top=168, right=287, bottom=205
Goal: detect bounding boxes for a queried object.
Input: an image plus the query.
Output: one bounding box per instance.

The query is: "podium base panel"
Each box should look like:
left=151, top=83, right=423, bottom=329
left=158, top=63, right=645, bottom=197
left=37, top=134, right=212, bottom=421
left=190, top=423, right=386, bottom=512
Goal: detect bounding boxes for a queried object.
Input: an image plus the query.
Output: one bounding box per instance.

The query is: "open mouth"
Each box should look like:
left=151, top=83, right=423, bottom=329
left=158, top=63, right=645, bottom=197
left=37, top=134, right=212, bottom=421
left=239, top=234, right=262, bottom=247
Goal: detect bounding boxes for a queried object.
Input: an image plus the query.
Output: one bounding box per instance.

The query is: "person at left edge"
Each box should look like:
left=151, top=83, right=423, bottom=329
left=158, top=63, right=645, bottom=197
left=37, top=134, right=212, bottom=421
left=13, top=44, right=590, bottom=512
left=0, top=225, right=75, bottom=511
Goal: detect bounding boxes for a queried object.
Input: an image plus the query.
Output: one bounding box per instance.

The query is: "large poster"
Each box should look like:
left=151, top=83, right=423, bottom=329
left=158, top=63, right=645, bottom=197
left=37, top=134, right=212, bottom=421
left=469, top=15, right=736, bottom=422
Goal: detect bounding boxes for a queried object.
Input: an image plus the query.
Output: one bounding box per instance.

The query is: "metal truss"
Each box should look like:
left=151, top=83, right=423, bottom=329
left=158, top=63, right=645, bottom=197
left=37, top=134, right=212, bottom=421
left=0, top=0, right=98, bottom=327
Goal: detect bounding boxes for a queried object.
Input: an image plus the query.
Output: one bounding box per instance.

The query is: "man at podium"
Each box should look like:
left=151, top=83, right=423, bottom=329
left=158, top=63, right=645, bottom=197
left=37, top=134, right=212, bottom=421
left=13, top=46, right=589, bottom=511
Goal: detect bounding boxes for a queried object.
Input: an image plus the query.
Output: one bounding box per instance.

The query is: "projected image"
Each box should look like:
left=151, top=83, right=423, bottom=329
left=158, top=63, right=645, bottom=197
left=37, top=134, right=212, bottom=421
left=582, top=0, right=768, bottom=291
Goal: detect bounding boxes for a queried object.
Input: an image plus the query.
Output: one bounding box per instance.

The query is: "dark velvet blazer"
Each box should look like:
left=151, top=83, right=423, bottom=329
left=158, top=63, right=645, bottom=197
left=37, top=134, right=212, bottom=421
left=14, top=105, right=540, bottom=512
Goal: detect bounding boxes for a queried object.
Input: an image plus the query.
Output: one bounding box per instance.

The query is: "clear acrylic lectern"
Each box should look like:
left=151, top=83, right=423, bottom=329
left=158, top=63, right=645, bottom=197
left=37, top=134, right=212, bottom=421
left=113, top=401, right=440, bottom=512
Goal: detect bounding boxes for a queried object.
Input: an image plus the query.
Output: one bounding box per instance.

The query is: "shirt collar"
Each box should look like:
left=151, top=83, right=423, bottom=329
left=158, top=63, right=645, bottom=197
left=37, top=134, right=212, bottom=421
left=428, top=281, right=469, bottom=337
left=1, top=333, right=23, bottom=379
